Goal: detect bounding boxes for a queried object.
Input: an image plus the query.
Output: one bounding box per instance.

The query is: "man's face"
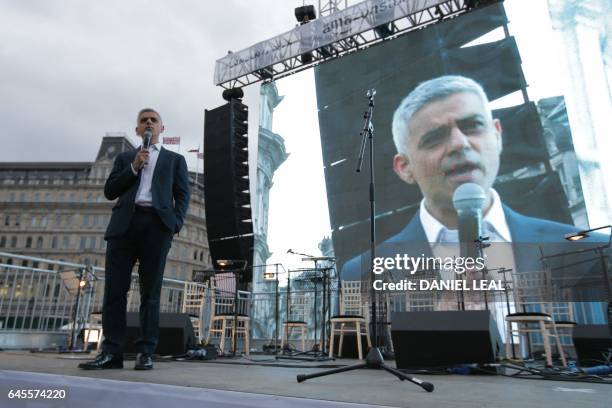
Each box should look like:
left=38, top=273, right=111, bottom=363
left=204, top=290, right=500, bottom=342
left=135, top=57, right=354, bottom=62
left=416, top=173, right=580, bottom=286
left=393, top=92, right=502, bottom=210
left=135, top=111, right=164, bottom=140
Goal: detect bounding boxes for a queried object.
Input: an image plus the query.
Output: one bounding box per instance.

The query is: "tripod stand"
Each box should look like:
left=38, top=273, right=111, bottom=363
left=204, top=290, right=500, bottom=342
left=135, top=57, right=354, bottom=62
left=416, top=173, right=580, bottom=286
left=296, top=89, right=434, bottom=392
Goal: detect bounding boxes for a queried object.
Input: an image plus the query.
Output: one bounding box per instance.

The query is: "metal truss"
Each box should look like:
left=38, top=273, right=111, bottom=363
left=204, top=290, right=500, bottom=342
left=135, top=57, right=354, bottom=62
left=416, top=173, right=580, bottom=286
left=318, top=0, right=349, bottom=16
left=219, top=0, right=469, bottom=89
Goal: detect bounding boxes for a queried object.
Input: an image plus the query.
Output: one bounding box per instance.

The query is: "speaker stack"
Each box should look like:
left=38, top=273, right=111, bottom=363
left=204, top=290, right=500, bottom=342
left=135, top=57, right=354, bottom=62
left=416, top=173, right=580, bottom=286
left=203, top=99, right=254, bottom=282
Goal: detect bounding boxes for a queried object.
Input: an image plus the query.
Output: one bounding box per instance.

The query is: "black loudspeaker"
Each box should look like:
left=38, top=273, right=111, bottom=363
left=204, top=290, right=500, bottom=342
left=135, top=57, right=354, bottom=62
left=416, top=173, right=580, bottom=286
left=203, top=99, right=253, bottom=282
left=391, top=311, right=502, bottom=368
left=572, top=324, right=612, bottom=367
left=124, top=312, right=196, bottom=356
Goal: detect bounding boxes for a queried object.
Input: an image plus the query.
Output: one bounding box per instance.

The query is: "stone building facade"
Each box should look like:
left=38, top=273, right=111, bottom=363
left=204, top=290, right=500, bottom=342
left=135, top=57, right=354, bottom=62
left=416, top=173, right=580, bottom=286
left=0, top=133, right=211, bottom=280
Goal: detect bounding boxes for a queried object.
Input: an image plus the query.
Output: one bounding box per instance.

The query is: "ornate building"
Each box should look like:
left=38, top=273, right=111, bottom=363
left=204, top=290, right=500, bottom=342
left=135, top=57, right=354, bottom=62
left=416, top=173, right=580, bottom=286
left=547, top=0, right=612, bottom=226
left=0, top=133, right=211, bottom=280
left=253, top=83, right=288, bottom=286
left=251, top=83, right=288, bottom=339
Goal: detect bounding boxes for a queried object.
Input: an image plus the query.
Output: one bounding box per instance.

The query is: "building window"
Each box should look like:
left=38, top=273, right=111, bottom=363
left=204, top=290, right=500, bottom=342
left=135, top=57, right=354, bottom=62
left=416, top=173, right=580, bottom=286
left=4, top=215, right=9, bottom=226
left=10, top=236, right=17, bottom=248
left=51, top=236, right=58, bottom=249
left=15, top=215, right=20, bottom=226
left=0, top=236, right=5, bottom=247
left=193, top=250, right=198, bottom=261
left=55, top=214, right=61, bottom=227
left=88, top=236, right=96, bottom=249
left=31, top=216, right=36, bottom=227
left=40, top=216, right=47, bottom=227
left=22, top=260, right=28, bottom=267
left=26, top=236, right=32, bottom=248
left=79, top=237, right=86, bottom=250
left=36, top=237, right=43, bottom=249
left=93, top=214, right=99, bottom=226
left=63, top=236, right=70, bottom=249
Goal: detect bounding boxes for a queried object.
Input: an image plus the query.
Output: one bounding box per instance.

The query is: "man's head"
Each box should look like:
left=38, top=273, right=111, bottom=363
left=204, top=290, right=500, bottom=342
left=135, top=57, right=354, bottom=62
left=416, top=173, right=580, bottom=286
left=135, top=108, right=164, bottom=143
left=391, top=75, right=502, bottom=213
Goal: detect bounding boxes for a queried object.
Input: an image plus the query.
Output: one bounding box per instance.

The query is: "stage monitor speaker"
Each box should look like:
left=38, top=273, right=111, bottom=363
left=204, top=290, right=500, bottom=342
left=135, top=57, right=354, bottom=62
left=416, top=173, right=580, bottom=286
left=572, top=324, right=612, bottom=367
left=391, top=310, right=502, bottom=368
left=124, top=312, right=196, bottom=356
left=204, top=99, right=253, bottom=282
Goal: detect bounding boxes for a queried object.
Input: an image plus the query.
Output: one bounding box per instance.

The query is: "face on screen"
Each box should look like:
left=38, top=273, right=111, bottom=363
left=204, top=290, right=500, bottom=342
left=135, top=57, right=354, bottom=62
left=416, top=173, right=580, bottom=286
left=393, top=92, right=502, bottom=210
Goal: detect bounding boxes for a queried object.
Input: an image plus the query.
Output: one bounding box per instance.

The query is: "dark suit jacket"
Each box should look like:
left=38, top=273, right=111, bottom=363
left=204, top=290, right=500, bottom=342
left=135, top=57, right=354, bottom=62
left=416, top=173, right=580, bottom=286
left=104, top=147, right=191, bottom=239
left=341, top=205, right=608, bottom=283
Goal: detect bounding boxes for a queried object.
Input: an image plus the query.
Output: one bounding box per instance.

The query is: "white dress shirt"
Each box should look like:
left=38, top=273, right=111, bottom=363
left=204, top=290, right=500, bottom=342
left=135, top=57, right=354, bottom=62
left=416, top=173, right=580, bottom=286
left=133, top=143, right=162, bottom=207
left=418, top=188, right=516, bottom=342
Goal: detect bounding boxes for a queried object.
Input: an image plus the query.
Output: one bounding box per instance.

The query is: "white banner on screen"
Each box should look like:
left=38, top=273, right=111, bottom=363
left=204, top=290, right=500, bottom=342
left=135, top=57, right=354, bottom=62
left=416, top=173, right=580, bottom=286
left=214, top=0, right=451, bottom=84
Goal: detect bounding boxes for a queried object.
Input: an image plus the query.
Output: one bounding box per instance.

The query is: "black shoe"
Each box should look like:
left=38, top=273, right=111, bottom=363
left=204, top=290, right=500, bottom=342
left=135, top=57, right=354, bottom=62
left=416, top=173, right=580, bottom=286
left=78, top=352, right=123, bottom=370
left=134, top=353, right=153, bottom=370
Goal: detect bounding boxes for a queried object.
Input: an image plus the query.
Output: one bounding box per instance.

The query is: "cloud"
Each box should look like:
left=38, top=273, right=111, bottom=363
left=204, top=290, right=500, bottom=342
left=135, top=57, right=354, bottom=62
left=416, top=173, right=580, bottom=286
left=0, top=0, right=299, bottom=169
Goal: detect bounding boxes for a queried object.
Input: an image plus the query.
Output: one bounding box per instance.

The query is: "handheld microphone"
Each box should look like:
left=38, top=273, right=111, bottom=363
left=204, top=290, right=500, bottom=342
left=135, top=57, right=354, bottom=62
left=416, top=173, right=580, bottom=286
left=452, top=183, right=486, bottom=261
left=143, top=130, right=152, bottom=150
left=142, top=130, right=152, bottom=167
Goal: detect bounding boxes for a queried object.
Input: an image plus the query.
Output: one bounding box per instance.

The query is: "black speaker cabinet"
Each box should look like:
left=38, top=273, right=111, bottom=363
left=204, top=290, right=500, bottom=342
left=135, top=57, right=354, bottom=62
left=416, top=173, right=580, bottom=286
left=572, top=324, right=612, bottom=367
left=391, top=310, right=502, bottom=368
left=124, top=312, right=196, bottom=356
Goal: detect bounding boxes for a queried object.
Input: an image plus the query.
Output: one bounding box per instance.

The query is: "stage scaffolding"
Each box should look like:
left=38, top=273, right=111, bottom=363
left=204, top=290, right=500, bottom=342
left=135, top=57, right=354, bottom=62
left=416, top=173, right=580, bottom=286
left=215, top=0, right=476, bottom=89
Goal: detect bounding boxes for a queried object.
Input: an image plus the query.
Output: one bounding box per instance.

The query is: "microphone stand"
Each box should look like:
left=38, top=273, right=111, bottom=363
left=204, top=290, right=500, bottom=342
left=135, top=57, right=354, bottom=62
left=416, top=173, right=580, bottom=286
left=296, top=89, right=434, bottom=392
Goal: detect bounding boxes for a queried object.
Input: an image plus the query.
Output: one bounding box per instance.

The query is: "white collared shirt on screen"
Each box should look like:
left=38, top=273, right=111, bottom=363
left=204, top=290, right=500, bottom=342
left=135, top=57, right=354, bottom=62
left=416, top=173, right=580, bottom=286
left=133, top=143, right=162, bottom=207
left=417, top=188, right=516, bottom=343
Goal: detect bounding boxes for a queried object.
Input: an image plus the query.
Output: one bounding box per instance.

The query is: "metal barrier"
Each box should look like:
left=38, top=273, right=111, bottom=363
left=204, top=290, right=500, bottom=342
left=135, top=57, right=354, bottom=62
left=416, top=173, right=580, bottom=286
left=0, top=251, right=185, bottom=349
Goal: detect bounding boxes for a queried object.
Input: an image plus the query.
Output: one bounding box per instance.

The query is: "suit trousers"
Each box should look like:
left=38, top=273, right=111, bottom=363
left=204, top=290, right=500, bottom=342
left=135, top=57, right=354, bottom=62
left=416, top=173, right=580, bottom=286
left=102, top=208, right=173, bottom=354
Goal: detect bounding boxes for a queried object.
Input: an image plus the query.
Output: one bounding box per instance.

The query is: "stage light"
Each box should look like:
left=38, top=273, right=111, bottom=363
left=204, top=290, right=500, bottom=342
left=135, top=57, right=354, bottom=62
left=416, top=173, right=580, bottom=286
left=295, top=5, right=316, bottom=65
left=374, top=24, right=394, bottom=39
left=216, top=259, right=232, bottom=268
left=216, top=259, right=248, bottom=269
left=564, top=231, right=589, bottom=241
left=222, top=87, right=244, bottom=102
left=294, top=5, right=316, bottom=23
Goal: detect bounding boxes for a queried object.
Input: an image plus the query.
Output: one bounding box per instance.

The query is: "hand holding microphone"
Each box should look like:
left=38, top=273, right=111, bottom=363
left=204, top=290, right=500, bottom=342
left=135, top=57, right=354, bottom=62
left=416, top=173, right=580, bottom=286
left=132, top=130, right=152, bottom=170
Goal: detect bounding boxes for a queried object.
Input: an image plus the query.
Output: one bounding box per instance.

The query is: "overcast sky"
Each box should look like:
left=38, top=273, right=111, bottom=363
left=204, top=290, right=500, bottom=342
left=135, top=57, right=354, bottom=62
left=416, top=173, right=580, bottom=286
left=0, top=0, right=307, bottom=171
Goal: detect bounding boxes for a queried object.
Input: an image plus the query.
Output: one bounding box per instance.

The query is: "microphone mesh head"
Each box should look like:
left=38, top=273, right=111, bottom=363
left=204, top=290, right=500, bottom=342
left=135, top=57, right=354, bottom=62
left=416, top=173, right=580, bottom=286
left=452, top=183, right=486, bottom=211
left=143, top=131, right=152, bottom=148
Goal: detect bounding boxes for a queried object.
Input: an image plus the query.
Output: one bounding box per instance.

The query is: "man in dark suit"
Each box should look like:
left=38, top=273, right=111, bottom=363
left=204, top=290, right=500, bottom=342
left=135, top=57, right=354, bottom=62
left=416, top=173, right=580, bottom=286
left=79, top=108, right=190, bottom=370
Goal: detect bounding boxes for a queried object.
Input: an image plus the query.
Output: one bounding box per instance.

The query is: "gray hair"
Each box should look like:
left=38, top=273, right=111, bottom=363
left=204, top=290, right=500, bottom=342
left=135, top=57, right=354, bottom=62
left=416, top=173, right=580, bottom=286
left=391, top=75, right=491, bottom=156
left=137, top=108, right=162, bottom=123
